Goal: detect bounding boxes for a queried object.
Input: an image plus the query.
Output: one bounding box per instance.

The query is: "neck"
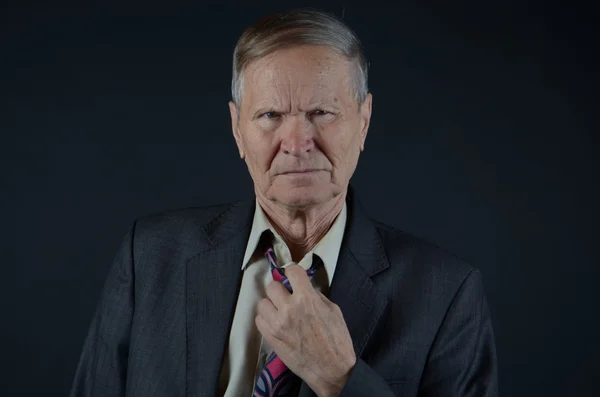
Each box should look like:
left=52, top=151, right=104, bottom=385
left=256, top=191, right=347, bottom=263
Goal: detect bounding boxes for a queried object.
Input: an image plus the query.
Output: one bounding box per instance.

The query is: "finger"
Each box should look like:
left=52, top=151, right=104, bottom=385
left=255, top=313, right=272, bottom=339
left=316, top=289, right=330, bottom=302
left=255, top=315, right=283, bottom=349
left=266, top=279, right=291, bottom=310
left=284, top=263, right=314, bottom=294
left=256, top=297, right=279, bottom=327
left=315, top=290, right=337, bottom=313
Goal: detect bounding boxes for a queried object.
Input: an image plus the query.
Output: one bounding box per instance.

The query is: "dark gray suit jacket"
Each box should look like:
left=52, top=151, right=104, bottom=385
left=70, top=189, right=498, bottom=396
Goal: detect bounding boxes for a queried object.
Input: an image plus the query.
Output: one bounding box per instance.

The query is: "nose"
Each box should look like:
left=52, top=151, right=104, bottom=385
left=279, top=116, right=315, bottom=156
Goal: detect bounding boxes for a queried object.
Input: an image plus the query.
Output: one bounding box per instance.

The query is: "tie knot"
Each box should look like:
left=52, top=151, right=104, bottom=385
left=265, top=247, right=323, bottom=293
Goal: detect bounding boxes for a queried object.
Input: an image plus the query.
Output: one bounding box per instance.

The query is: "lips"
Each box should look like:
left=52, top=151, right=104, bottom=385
left=280, top=169, right=322, bottom=174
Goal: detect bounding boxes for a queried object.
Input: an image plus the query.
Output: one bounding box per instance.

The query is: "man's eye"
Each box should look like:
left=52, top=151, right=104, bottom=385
left=312, top=110, right=329, bottom=116
left=264, top=112, right=279, bottom=119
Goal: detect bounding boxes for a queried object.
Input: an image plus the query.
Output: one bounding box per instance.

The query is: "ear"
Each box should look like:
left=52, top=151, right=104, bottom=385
left=229, top=101, right=245, bottom=159
left=359, top=93, right=372, bottom=152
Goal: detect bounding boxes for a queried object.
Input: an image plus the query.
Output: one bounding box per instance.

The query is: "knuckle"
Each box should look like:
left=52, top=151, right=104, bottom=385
left=273, top=316, right=286, bottom=336
left=257, top=298, right=269, bottom=311
left=281, top=301, right=294, bottom=318
left=332, top=302, right=342, bottom=314
left=298, top=293, right=313, bottom=308
left=281, top=302, right=299, bottom=324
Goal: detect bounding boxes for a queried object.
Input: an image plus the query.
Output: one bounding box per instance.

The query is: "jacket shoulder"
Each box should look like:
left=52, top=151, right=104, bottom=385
left=130, top=201, right=242, bottom=253
left=136, top=202, right=238, bottom=229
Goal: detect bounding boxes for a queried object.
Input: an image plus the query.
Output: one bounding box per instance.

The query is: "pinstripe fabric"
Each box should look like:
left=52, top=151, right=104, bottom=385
left=69, top=187, right=498, bottom=397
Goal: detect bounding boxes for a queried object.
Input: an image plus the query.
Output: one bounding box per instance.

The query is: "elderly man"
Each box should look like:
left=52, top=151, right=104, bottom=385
left=70, top=8, right=498, bottom=397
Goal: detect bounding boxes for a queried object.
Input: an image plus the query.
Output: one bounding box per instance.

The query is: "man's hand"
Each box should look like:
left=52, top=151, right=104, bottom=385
left=255, top=263, right=356, bottom=397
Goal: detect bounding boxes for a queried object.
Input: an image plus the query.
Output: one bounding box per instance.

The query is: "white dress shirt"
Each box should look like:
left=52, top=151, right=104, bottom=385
left=217, top=200, right=347, bottom=396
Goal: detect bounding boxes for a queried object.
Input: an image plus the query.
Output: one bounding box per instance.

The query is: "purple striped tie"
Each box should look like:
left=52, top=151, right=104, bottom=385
left=252, top=248, right=322, bottom=397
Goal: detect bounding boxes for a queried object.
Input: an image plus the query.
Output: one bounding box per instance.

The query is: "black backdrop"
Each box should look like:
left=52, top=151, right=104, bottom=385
left=2, top=1, right=597, bottom=396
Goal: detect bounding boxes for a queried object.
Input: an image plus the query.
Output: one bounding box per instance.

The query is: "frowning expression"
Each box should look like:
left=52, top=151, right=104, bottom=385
left=229, top=45, right=372, bottom=208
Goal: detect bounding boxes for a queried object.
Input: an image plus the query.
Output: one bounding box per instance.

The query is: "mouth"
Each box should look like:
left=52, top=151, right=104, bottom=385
left=280, top=169, right=323, bottom=175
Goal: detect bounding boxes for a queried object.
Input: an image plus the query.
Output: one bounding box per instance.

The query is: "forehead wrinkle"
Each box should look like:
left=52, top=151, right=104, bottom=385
left=311, top=56, right=355, bottom=105
left=243, top=46, right=356, bottom=112
left=245, top=63, right=287, bottom=111
left=265, top=67, right=313, bottom=113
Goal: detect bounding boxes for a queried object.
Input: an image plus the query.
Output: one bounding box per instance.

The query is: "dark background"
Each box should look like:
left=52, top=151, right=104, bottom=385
left=1, top=1, right=597, bottom=396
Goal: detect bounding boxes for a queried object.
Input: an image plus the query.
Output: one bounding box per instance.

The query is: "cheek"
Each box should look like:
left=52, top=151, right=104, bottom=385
left=243, top=131, right=276, bottom=172
left=322, top=128, right=361, bottom=168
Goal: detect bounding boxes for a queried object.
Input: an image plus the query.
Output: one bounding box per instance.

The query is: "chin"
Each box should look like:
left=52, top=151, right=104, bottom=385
left=272, top=185, right=332, bottom=208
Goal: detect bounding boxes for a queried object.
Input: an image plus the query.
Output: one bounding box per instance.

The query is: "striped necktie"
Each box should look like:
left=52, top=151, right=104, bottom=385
left=252, top=247, right=322, bottom=397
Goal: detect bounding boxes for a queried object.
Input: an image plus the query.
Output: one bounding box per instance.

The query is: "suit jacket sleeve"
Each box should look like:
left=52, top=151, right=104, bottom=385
left=70, top=222, right=136, bottom=397
left=340, top=268, right=498, bottom=397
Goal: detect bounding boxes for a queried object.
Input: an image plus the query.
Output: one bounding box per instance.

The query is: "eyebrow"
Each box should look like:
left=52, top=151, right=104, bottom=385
left=304, top=102, right=341, bottom=112
left=251, top=102, right=341, bottom=119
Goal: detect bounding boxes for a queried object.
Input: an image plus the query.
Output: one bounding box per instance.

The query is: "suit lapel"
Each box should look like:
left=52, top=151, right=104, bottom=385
left=186, top=200, right=254, bottom=397
left=299, top=189, right=390, bottom=396
left=183, top=189, right=388, bottom=397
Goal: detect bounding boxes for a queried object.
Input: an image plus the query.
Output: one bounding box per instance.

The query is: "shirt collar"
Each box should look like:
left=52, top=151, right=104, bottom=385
left=241, top=200, right=347, bottom=286
left=241, top=200, right=273, bottom=269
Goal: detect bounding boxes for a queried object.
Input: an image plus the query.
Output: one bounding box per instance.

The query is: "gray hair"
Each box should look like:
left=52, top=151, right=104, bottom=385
left=231, top=8, right=369, bottom=107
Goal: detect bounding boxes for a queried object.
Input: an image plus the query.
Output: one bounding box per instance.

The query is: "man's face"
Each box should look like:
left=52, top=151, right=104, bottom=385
left=229, top=45, right=372, bottom=208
